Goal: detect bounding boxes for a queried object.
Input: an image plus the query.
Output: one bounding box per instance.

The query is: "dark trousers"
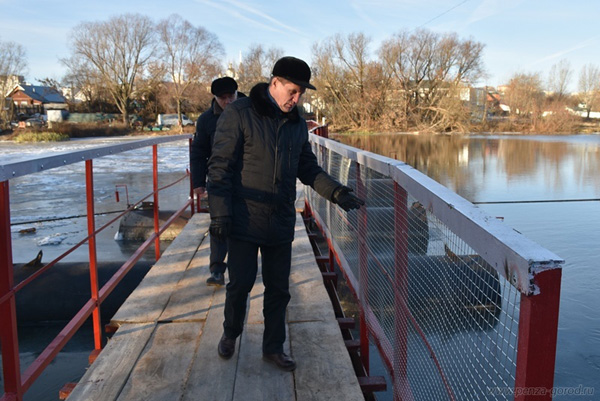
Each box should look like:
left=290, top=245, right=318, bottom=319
left=209, top=235, right=228, bottom=274
left=223, top=238, right=292, bottom=354
left=207, top=192, right=227, bottom=274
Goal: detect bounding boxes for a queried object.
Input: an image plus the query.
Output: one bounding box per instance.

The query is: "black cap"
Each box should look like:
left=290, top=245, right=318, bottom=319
left=211, top=77, right=238, bottom=97
left=272, top=56, right=316, bottom=90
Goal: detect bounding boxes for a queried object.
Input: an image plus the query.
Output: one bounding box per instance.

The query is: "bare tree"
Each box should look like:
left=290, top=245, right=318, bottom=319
left=134, top=60, right=168, bottom=123
left=547, top=59, right=572, bottom=100
left=379, top=29, right=485, bottom=132
left=503, top=72, right=545, bottom=128
left=0, top=37, right=27, bottom=127
left=67, top=14, right=156, bottom=124
left=236, top=44, right=283, bottom=93
left=578, top=63, right=600, bottom=119
left=61, top=54, right=105, bottom=110
left=156, top=14, right=224, bottom=130
left=36, top=77, right=62, bottom=91
left=312, top=32, right=389, bottom=131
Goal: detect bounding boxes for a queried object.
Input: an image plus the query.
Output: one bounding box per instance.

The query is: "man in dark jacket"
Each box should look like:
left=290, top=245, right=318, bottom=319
left=190, top=76, right=242, bottom=286
left=208, top=56, right=364, bottom=371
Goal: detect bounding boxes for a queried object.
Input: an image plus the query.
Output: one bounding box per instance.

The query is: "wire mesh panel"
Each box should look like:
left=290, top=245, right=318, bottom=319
left=306, top=134, right=563, bottom=401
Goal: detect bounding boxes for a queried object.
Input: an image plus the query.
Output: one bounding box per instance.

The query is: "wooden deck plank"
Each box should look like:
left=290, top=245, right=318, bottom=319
left=291, top=320, right=364, bottom=401
left=115, top=322, right=204, bottom=401
left=295, top=183, right=306, bottom=212
left=159, top=235, right=213, bottom=322
left=181, top=288, right=236, bottom=401
left=110, top=213, right=210, bottom=325
left=289, top=214, right=364, bottom=400
left=67, top=323, right=156, bottom=401
left=288, top=221, right=337, bottom=324
left=233, top=324, right=295, bottom=401
left=67, top=203, right=365, bottom=401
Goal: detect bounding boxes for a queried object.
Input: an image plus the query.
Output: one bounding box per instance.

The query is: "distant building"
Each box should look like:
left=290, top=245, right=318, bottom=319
left=1, top=75, right=25, bottom=96
left=60, top=86, right=90, bottom=103
left=225, top=63, right=238, bottom=79
left=7, top=83, right=68, bottom=115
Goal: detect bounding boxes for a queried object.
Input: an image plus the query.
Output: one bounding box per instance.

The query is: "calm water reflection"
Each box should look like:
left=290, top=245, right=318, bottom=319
left=336, top=133, right=600, bottom=397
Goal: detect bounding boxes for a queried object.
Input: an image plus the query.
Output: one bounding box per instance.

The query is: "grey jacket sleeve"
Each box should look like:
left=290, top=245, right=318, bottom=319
left=312, top=171, right=342, bottom=201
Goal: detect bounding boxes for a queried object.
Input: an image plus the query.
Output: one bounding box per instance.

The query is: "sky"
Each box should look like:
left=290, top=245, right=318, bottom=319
left=1, top=0, right=599, bottom=92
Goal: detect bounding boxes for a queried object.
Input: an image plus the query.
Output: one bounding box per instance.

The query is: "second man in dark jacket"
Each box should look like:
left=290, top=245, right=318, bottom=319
left=190, top=76, right=242, bottom=286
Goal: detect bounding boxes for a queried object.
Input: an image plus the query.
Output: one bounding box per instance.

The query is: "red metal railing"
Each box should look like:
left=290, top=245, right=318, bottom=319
left=0, top=135, right=193, bottom=401
left=305, top=132, right=564, bottom=401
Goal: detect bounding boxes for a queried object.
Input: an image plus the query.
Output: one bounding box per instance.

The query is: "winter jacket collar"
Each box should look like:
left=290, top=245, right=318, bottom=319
left=211, top=98, right=224, bottom=115
left=249, top=82, right=300, bottom=122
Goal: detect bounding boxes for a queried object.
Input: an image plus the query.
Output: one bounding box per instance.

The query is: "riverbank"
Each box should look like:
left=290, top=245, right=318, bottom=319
left=331, top=119, right=600, bottom=136
left=3, top=117, right=600, bottom=142
left=0, top=123, right=195, bottom=141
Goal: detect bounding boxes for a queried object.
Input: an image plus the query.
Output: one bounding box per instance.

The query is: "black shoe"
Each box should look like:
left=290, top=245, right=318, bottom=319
left=218, top=334, right=236, bottom=359
left=207, top=272, right=225, bottom=286
left=263, top=352, right=296, bottom=371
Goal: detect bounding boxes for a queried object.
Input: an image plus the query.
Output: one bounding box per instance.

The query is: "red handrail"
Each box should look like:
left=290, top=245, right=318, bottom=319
left=0, top=136, right=194, bottom=401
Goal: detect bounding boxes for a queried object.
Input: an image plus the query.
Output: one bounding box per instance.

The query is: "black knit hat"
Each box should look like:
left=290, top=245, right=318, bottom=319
left=272, top=56, right=316, bottom=90
left=211, top=77, right=238, bottom=96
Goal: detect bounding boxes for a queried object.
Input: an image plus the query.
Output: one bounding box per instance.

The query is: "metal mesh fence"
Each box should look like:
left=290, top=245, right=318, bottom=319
left=307, top=141, right=526, bottom=401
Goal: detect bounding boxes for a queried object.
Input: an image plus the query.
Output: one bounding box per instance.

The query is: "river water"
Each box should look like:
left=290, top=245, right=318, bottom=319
left=1, top=134, right=599, bottom=399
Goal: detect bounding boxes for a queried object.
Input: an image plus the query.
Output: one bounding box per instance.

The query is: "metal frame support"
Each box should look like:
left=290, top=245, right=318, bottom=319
left=115, top=184, right=129, bottom=206
left=356, top=162, right=369, bottom=374
left=0, top=180, right=23, bottom=400
left=515, top=268, right=562, bottom=401
left=393, top=182, right=413, bottom=401
left=152, top=145, right=160, bottom=260
left=188, top=138, right=196, bottom=215
left=85, top=160, right=102, bottom=351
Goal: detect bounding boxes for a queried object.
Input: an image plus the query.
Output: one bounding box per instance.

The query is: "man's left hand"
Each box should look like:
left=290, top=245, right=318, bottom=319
left=332, top=186, right=365, bottom=211
left=194, top=186, right=206, bottom=197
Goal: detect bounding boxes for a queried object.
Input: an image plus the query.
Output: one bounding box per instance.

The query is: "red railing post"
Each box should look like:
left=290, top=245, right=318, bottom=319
left=85, top=161, right=102, bottom=351
left=356, top=162, right=369, bottom=373
left=393, top=182, right=413, bottom=401
left=0, top=180, right=23, bottom=401
left=514, top=268, right=562, bottom=401
left=313, top=125, right=329, bottom=138
left=153, top=145, right=160, bottom=260
left=328, top=248, right=335, bottom=275
left=188, top=138, right=196, bottom=215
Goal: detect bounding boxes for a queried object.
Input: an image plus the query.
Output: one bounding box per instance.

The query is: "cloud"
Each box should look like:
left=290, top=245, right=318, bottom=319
left=467, top=0, right=524, bottom=25
left=526, top=36, right=600, bottom=68
left=349, top=0, right=378, bottom=27
left=194, top=0, right=305, bottom=37
left=350, top=0, right=424, bottom=29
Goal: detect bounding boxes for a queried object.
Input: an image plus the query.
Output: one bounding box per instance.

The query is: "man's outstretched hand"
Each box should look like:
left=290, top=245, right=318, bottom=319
left=332, top=186, right=365, bottom=211
left=209, top=216, right=232, bottom=241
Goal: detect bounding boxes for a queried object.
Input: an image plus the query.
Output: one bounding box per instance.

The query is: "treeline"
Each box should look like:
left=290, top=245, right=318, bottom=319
left=3, top=13, right=599, bottom=133
left=59, top=13, right=275, bottom=127
left=310, top=32, right=598, bottom=134
left=310, top=30, right=485, bottom=133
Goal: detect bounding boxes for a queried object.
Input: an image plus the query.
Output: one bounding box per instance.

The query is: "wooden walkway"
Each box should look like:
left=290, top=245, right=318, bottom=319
left=67, top=209, right=364, bottom=400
